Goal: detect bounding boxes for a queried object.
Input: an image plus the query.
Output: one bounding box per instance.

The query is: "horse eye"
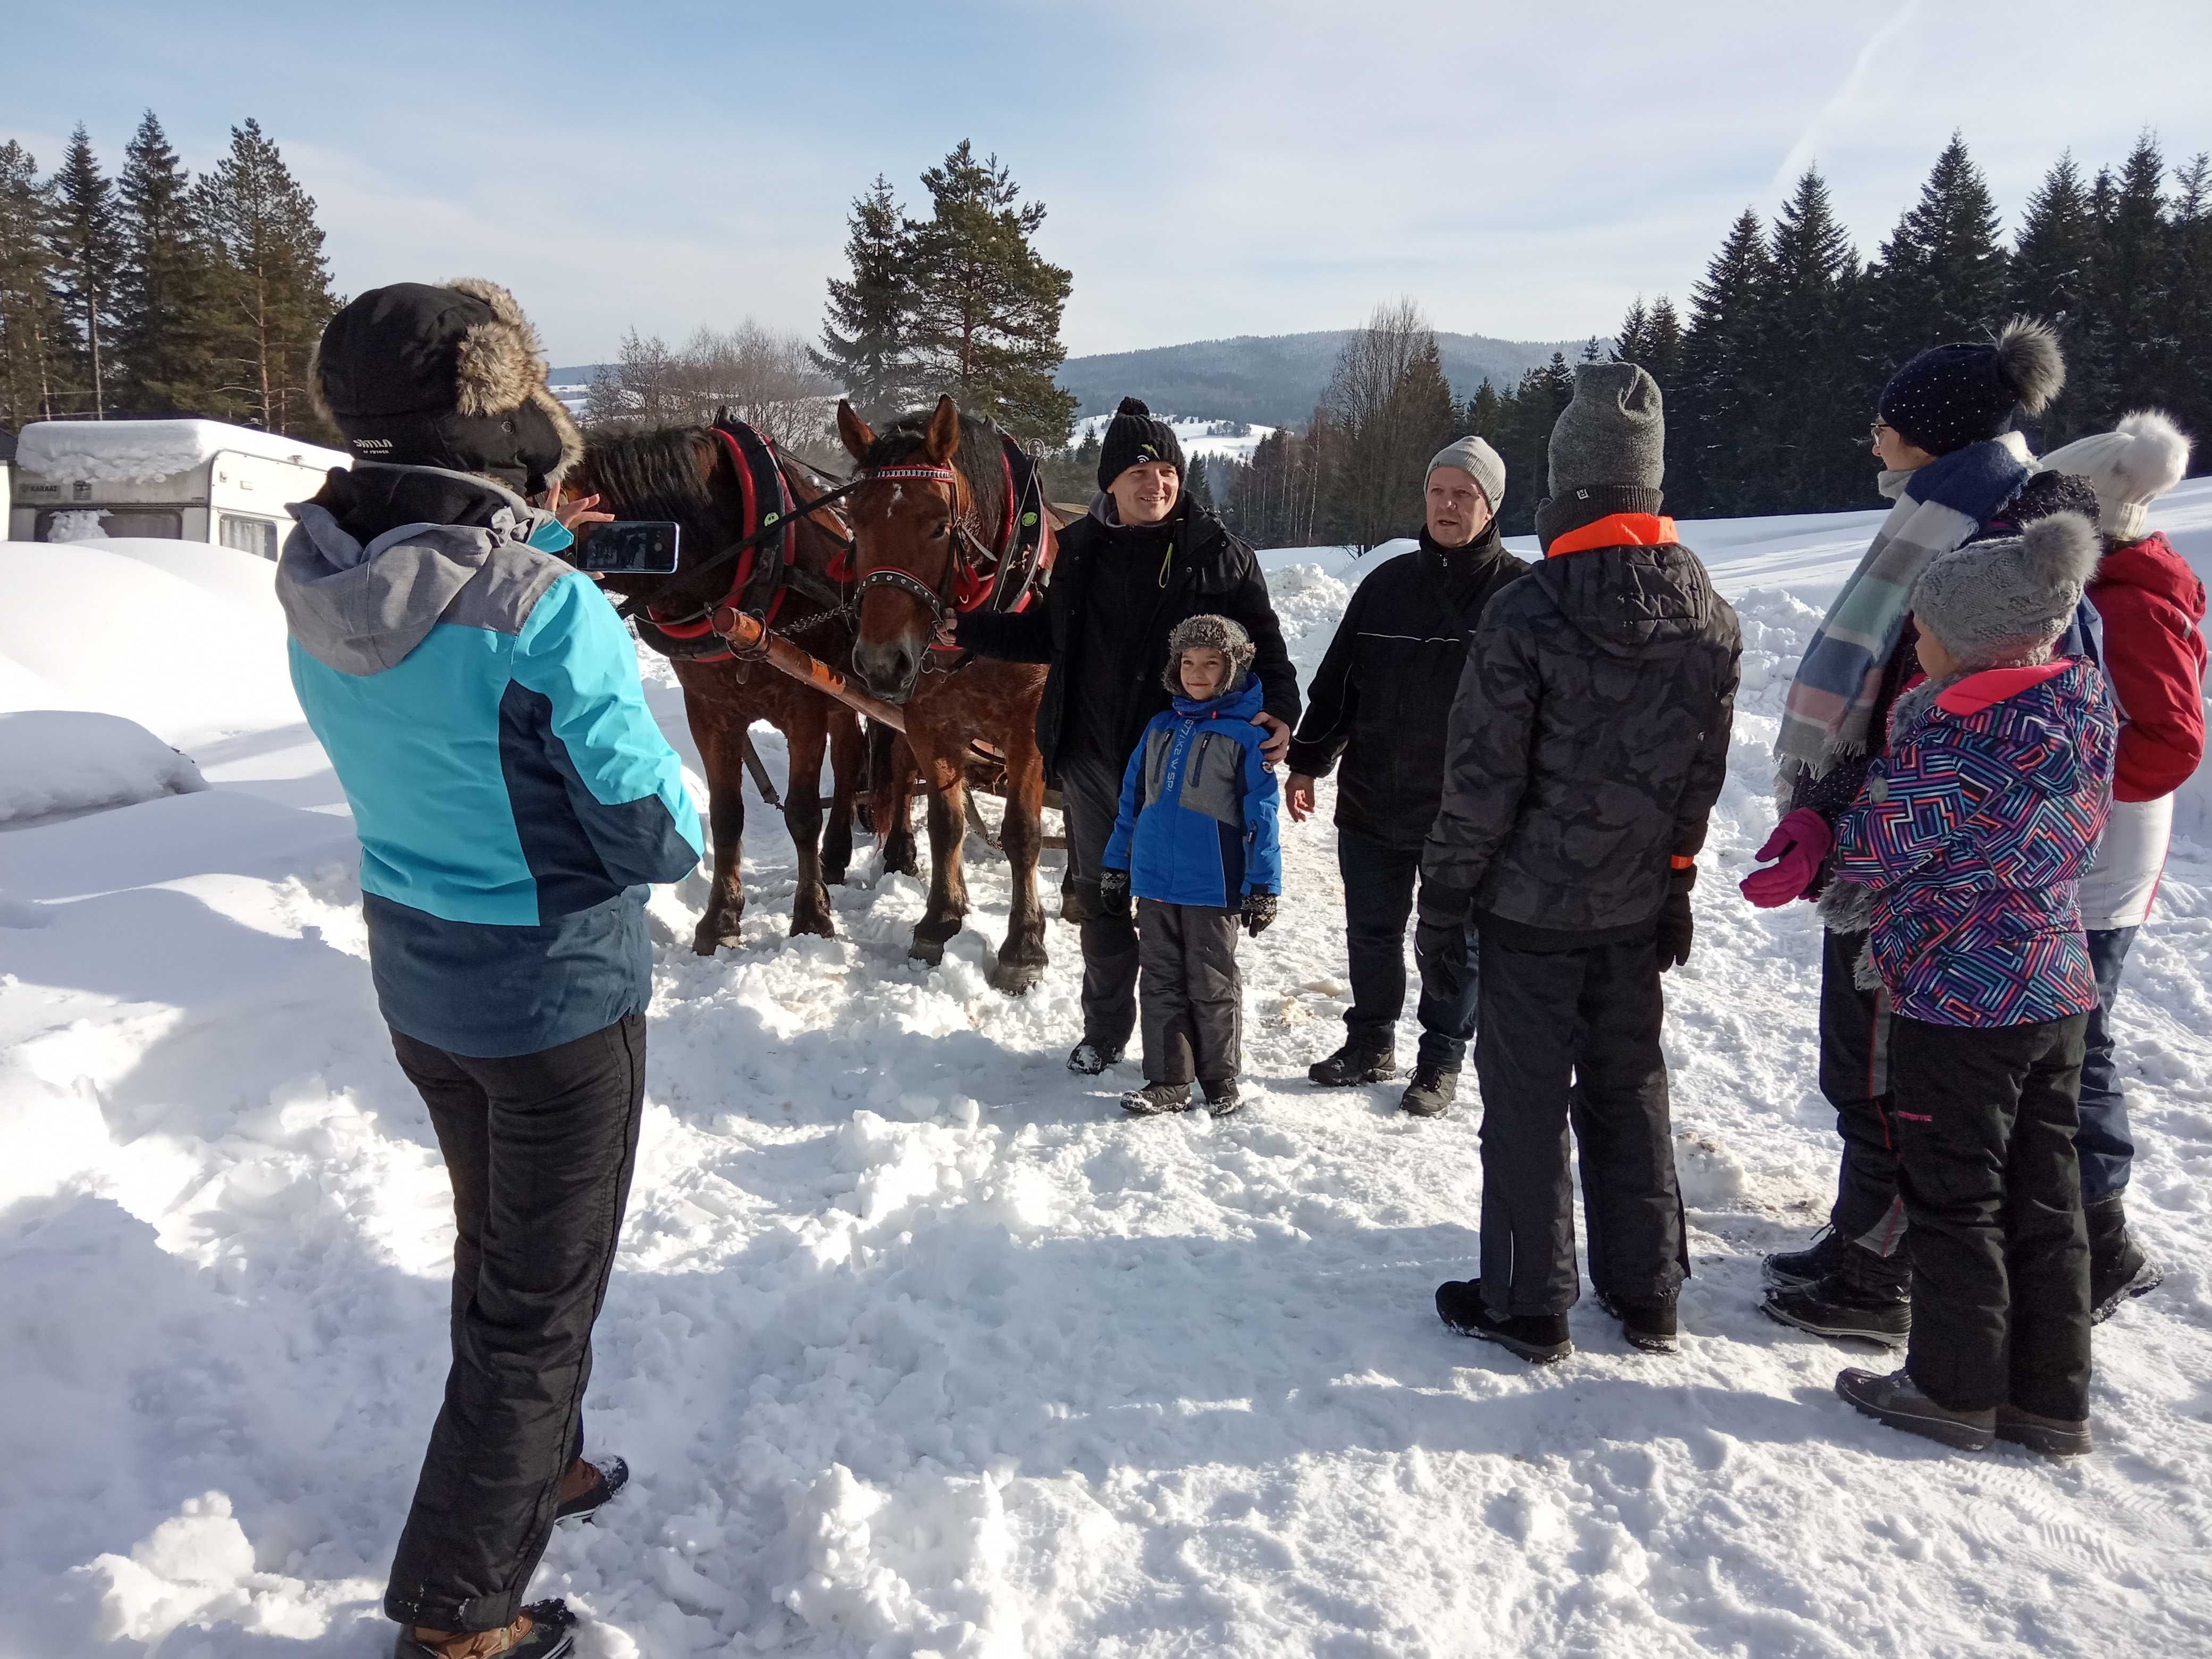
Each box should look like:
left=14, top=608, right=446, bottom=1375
left=929, top=523, right=950, bottom=540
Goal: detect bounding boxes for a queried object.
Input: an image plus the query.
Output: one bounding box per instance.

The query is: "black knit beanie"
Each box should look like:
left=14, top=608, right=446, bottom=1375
left=1877, top=316, right=2065, bottom=458
left=1097, top=397, right=1185, bottom=489
left=312, top=279, right=583, bottom=496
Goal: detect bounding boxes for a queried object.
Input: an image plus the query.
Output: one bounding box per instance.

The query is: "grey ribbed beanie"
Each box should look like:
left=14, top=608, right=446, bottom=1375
left=1548, top=362, right=1665, bottom=497
left=1427, top=435, right=1505, bottom=513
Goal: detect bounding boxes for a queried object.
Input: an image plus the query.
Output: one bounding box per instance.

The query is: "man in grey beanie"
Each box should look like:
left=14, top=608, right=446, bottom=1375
left=1287, top=434, right=1525, bottom=1115
left=1425, top=362, right=1740, bottom=1362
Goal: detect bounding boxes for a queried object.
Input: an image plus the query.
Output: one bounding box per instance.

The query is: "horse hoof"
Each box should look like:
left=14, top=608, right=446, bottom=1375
left=824, top=866, right=850, bottom=887
left=791, top=911, right=837, bottom=941
left=991, top=958, right=1045, bottom=996
left=908, top=939, right=945, bottom=966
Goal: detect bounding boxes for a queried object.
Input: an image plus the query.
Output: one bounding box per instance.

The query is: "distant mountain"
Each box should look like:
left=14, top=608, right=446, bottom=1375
left=1057, top=331, right=1597, bottom=429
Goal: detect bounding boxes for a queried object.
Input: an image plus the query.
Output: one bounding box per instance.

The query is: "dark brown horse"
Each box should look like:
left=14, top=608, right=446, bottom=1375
left=572, top=426, right=862, bottom=952
left=837, top=396, right=1051, bottom=995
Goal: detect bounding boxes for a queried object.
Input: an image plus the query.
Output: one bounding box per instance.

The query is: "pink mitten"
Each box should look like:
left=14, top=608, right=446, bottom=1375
left=1739, top=808, right=1833, bottom=908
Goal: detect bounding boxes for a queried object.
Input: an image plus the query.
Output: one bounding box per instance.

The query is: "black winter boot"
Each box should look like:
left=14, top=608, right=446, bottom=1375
left=1399, top=1065, right=1459, bottom=1118
left=553, top=1454, right=628, bottom=1524
left=1201, top=1078, right=1241, bottom=1116
left=1995, top=1403, right=2093, bottom=1457
left=1596, top=1291, right=1679, bottom=1353
left=1761, top=1242, right=1909, bottom=1346
left=1836, top=1367, right=1994, bottom=1452
left=2086, top=1194, right=2162, bottom=1323
left=1068, top=1040, right=1124, bottom=1076
left=1436, top=1280, right=1572, bottom=1363
left=396, top=1599, right=577, bottom=1658
left=1309, top=1043, right=1397, bottom=1087
left=1121, top=1080, right=1191, bottom=1116
left=1762, top=1224, right=1851, bottom=1291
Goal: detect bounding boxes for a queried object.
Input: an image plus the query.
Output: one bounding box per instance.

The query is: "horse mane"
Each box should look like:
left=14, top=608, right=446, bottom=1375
left=580, top=426, right=727, bottom=550
left=861, top=406, right=1010, bottom=536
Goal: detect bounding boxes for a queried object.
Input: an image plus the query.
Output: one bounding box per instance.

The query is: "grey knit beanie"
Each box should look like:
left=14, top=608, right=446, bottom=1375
left=1548, top=362, right=1664, bottom=498
left=1912, top=512, right=2101, bottom=669
left=1163, top=613, right=1255, bottom=694
left=1427, top=435, right=1505, bottom=513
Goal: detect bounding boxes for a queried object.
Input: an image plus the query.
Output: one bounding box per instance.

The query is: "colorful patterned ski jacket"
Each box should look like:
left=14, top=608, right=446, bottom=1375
left=1104, top=674, right=1282, bottom=907
left=1831, top=658, right=2114, bottom=1027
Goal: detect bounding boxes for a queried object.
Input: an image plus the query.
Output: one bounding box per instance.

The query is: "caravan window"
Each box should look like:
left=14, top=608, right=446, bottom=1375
left=218, top=514, right=280, bottom=560
left=37, top=508, right=183, bottom=542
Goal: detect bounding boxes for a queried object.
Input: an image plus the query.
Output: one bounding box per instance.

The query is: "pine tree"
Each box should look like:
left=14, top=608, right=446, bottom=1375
left=2163, top=153, right=2212, bottom=467
left=0, top=140, right=70, bottom=426
left=1183, top=451, right=1214, bottom=509
left=2010, top=152, right=2101, bottom=442
left=2084, top=133, right=2171, bottom=424
left=1757, top=167, right=1863, bottom=511
left=48, top=123, right=122, bottom=416
left=113, top=110, right=214, bottom=415
left=812, top=175, right=911, bottom=421
left=191, top=119, right=338, bottom=435
left=1673, top=208, right=1773, bottom=516
left=1613, top=297, right=1650, bottom=365
left=1869, top=133, right=2008, bottom=367
left=901, top=141, right=1077, bottom=445
left=1462, top=378, right=1504, bottom=443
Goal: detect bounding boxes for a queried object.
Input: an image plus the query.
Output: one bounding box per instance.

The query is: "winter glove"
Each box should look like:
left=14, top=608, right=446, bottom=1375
left=1415, top=879, right=1477, bottom=931
left=1243, top=890, right=1278, bottom=938
left=1738, top=808, right=1833, bottom=909
left=1657, top=866, right=1696, bottom=971
left=1098, top=868, right=1132, bottom=920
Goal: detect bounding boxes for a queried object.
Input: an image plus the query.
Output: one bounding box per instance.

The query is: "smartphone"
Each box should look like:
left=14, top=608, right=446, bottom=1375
left=575, top=521, right=681, bottom=575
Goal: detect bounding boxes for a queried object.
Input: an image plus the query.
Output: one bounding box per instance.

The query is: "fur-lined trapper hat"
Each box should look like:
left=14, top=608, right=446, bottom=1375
left=2039, top=410, right=2193, bottom=543
left=1879, top=316, right=2064, bottom=459
left=311, top=278, right=583, bottom=496
left=1164, top=613, right=1255, bottom=693
left=1912, top=510, right=2101, bottom=669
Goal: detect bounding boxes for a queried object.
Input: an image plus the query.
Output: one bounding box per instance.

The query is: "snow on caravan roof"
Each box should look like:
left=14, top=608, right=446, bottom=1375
left=15, top=419, right=350, bottom=483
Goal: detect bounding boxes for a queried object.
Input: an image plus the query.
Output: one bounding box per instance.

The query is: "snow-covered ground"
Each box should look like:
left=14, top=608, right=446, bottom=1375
left=4, top=485, right=2212, bottom=1657
left=1073, top=413, right=1278, bottom=466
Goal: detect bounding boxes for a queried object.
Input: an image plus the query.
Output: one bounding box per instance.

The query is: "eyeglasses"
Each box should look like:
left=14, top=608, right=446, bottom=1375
left=1869, top=420, right=1893, bottom=441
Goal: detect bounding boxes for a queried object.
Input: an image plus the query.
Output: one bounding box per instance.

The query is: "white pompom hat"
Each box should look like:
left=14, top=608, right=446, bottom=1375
left=2040, top=410, right=2193, bottom=543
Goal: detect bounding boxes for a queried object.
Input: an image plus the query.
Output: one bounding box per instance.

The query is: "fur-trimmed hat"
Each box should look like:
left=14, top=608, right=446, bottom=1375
left=311, top=278, right=583, bottom=496
left=1912, top=510, right=2101, bottom=669
left=1879, top=316, right=2064, bottom=459
left=1099, top=397, right=1185, bottom=490
left=1164, top=613, right=1255, bottom=694
left=2039, top=410, right=2193, bottom=543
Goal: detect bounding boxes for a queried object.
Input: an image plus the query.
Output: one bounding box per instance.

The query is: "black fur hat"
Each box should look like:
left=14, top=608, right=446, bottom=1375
left=1878, top=316, right=2065, bottom=458
left=311, top=278, right=583, bottom=496
left=1099, top=397, right=1185, bottom=490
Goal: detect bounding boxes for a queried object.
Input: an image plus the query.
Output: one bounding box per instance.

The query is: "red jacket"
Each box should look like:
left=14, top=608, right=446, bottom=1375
left=2090, top=531, right=2207, bottom=802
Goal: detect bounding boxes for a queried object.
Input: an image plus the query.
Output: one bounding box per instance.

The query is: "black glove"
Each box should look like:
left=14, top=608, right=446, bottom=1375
left=1098, top=868, right=1132, bottom=919
left=1243, top=890, right=1278, bottom=937
left=1415, top=879, right=1476, bottom=931
left=1656, top=866, right=1696, bottom=971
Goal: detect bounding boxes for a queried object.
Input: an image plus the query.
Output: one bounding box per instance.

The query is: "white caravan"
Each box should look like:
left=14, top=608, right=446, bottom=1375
left=7, top=418, right=350, bottom=559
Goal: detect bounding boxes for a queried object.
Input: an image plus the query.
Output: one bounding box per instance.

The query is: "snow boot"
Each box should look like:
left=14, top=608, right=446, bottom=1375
left=1836, top=1367, right=1995, bottom=1452
left=554, top=1454, right=628, bottom=1525
left=1068, top=1040, right=1124, bottom=1076
left=1435, top=1280, right=1572, bottom=1364
left=1995, top=1403, right=2094, bottom=1458
left=1762, top=1224, right=1851, bottom=1291
left=1399, top=1065, right=1459, bottom=1118
left=1596, top=1291, right=1679, bottom=1354
left=1122, top=1081, right=1191, bottom=1116
left=1308, top=1043, right=1397, bottom=1087
left=1761, top=1241, right=1909, bottom=1346
left=396, top=1599, right=577, bottom=1659
left=1201, top=1078, right=1242, bottom=1116
left=2086, top=1195, right=2162, bottom=1323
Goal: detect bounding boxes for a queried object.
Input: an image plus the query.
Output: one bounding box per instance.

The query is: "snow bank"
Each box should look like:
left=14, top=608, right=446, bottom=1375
left=14, top=419, right=350, bottom=484
left=0, top=710, right=206, bottom=825
left=1072, top=413, right=1277, bottom=464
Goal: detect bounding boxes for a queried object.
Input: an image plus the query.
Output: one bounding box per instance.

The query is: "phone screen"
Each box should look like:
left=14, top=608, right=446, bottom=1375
left=576, top=521, right=681, bottom=575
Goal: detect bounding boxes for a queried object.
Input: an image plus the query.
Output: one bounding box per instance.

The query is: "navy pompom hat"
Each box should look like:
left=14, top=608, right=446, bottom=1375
left=1877, top=316, right=2065, bottom=458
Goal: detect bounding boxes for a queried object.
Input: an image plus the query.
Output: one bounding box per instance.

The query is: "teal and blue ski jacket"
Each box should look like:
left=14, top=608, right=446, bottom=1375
left=1103, top=674, right=1281, bottom=907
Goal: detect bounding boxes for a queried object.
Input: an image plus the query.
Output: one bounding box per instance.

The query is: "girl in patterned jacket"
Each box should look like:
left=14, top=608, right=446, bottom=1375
left=1822, top=512, right=2114, bottom=1459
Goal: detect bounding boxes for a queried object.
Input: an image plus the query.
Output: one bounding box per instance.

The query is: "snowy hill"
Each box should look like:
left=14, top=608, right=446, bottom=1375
left=4, top=488, right=2212, bottom=1655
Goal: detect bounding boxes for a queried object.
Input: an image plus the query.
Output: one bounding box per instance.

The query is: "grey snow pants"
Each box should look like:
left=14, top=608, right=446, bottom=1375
left=1136, top=898, right=1244, bottom=1085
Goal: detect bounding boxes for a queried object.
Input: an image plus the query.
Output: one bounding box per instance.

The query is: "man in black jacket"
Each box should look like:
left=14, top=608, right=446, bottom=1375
left=1425, top=363, right=1740, bottom=1364
left=959, top=398, right=1299, bottom=1074
left=1286, top=437, right=1524, bottom=1116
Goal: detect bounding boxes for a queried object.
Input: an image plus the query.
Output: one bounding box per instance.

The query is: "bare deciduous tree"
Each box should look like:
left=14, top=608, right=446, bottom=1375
left=1321, top=297, right=1456, bottom=552
left=584, top=321, right=839, bottom=462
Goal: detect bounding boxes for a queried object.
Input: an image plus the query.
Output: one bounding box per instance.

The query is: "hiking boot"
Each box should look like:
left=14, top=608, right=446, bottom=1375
left=1836, top=1367, right=1995, bottom=1452
left=1308, top=1043, right=1397, bottom=1087
left=1121, top=1081, right=1191, bottom=1116
left=1763, top=1224, right=1851, bottom=1291
left=1201, top=1078, right=1242, bottom=1116
left=1435, top=1279, right=1572, bottom=1363
left=1399, top=1065, right=1460, bottom=1118
left=397, top=1599, right=577, bottom=1659
left=2086, top=1195, right=2163, bottom=1323
left=1995, top=1403, right=2094, bottom=1458
left=553, top=1454, right=627, bottom=1524
left=1596, top=1290, right=1679, bottom=1354
left=1067, top=1040, right=1124, bottom=1076
left=1761, top=1242, right=1909, bottom=1346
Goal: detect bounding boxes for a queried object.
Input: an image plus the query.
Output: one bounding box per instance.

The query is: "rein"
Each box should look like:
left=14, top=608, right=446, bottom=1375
left=847, top=439, right=1054, bottom=654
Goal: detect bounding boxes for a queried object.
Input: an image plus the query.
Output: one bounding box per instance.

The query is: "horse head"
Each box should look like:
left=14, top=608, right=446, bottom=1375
left=569, top=426, right=749, bottom=620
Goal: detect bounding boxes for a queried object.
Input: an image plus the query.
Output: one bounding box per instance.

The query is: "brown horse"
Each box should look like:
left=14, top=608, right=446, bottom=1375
left=573, top=425, right=863, bottom=952
left=837, top=396, right=1051, bottom=995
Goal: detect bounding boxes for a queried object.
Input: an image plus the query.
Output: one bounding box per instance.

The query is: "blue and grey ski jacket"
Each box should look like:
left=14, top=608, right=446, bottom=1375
left=278, top=464, right=701, bottom=1057
left=1103, top=674, right=1281, bottom=907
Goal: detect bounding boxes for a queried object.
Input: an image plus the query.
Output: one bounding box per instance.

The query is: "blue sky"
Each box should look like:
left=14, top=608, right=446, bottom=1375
left=7, top=1, right=2210, bottom=364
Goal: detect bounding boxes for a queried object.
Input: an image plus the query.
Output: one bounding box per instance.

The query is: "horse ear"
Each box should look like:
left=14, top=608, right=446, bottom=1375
left=837, top=400, right=875, bottom=462
left=925, top=395, right=961, bottom=464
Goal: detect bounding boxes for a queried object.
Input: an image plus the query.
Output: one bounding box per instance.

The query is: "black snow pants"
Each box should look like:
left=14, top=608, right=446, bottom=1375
left=1136, top=898, right=1244, bottom=1084
left=1821, top=928, right=1907, bottom=1255
left=1474, top=931, right=1688, bottom=1317
left=1892, top=1012, right=2093, bottom=1421
left=383, top=1015, right=647, bottom=1633
left=1059, top=747, right=1140, bottom=1054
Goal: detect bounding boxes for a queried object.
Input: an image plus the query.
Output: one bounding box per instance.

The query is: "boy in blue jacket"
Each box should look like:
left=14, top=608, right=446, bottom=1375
left=1101, top=614, right=1282, bottom=1115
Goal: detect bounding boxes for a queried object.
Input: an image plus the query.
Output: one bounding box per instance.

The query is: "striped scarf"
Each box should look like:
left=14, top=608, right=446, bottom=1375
left=1774, top=437, right=2031, bottom=785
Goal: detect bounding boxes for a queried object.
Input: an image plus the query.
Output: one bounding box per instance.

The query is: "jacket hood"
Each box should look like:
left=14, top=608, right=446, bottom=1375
left=278, top=462, right=544, bottom=676
left=1526, top=525, right=1723, bottom=660
left=2096, top=531, right=2206, bottom=622
left=1890, top=657, right=2106, bottom=802
left=1170, top=673, right=1265, bottom=721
